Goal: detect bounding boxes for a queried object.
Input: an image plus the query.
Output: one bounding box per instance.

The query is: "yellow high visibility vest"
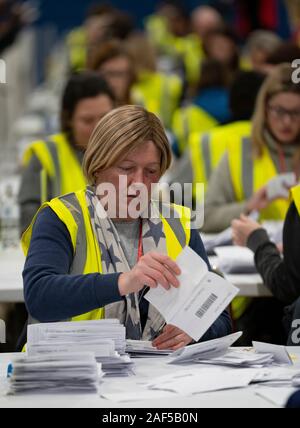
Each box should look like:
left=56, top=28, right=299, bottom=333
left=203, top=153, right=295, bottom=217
left=22, top=188, right=191, bottom=322
left=228, top=137, right=291, bottom=221
left=189, top=121, right=251, bottom=192
left=228, top=136, right=292, bottom=320
left=22, top=133, right=87, bottom=203
left=131, top=71, right=182, bottom=129
left=66, top=27, right=87, bottom=71
left=172, top=34, right=204, bottom=86
left=173, top=105, right=218, bottom=156
left=291, top=185, right=300, bottom=216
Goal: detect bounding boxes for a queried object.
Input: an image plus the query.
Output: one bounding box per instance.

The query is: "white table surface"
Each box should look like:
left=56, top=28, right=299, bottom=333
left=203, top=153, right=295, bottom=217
left=0, top=349, right=299, bottom=408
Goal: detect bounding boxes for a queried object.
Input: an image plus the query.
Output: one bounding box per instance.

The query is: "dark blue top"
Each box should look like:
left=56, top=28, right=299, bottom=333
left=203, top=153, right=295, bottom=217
left=286, top=390, right=300, bottom=408
left=193, top=88, right=231, bottom=124
left=23, top=207, right=232, bottom=341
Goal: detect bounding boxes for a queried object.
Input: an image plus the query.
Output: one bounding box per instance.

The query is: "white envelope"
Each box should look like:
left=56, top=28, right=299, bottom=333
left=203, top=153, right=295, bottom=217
left=146, top=246, right=239, bottom=341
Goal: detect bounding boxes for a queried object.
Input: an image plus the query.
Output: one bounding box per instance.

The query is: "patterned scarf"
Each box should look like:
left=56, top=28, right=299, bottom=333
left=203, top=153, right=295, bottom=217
left=85, top=186, right=167, bottom=340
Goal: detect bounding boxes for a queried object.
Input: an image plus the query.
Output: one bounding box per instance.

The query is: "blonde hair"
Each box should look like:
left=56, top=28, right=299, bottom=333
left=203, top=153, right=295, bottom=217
left=83, top=105, right=172, bottom=184
left=252, top=63, right=300, bottom=157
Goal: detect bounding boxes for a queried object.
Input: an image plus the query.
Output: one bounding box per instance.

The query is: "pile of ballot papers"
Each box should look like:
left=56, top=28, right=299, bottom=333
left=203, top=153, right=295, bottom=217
left=26, top=320, right=135, bottom=377
left=168, top=333, right=294, bottom=368
left=7, top=352, right=102, bottom=395
left=126, top=340, right=173, bottom=357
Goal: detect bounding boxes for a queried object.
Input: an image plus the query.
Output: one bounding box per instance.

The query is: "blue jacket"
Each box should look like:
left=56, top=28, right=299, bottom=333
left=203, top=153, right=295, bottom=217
left=286, top=390, right=300, bottom=408
left=23, top=207, right=232, bottom=341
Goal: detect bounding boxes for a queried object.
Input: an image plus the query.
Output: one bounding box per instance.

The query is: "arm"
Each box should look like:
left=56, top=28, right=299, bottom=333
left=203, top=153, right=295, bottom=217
left=23, top=207, right=122, bottom=322
left=203, top=154, right=247, bottom=233
left=247, top=202, right=300, bottom=304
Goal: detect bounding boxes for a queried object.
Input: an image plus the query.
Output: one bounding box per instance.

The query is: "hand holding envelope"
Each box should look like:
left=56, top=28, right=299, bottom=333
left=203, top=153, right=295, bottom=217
left=146, top=246, right=239, bottom=342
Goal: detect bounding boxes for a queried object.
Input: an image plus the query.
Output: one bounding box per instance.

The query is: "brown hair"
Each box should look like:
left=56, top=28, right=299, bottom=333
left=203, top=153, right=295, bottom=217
left=83, top=105, right=172, bottom=184
left=252, top=63, right=300, bottom=157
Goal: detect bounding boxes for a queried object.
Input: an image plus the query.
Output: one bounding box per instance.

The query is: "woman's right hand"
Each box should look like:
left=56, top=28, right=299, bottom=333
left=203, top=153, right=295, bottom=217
left=118, top=252, right=181, bottom=296
left=245, top=186, right=270, bottom=214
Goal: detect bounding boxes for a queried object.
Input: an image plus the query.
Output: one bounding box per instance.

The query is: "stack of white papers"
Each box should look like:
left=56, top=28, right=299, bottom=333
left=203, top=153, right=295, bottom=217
left=26, top=320, right=134, bottom=377
left=197, top=349, right=274, bottom=368
left=146, top=246, right=239, bottom=341
left=7, top=352, right=102, bottom=395
left=168, top=332, right=243, bottom=364
left=145, top=368, right=256, bottom=395
left=126, top=340, right=173, bottom=357
left=214, top=246, right=256, bottom=274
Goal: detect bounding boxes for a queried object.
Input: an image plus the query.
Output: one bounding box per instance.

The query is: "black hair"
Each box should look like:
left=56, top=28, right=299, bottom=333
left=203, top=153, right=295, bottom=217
left=266, top=42, right=300, bottom=65
left=61, top=72, right=116, bottom=140
left=229, top=71, right=266, bottom=120
left=197, top=59, right=228, bottom=91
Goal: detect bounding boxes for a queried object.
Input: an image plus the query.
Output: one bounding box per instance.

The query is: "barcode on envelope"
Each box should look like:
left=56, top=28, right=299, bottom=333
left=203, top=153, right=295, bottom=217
left=195, top=294, right=218, bottom=319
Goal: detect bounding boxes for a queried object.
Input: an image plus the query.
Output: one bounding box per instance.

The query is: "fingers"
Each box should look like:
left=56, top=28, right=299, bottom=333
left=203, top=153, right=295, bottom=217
left=154, top=333, right=191, bottom=350
left=148, top=253, right=181, bottom=276
left=139, top=265, right=171, bottom=290
left=152, top=325, right=192, bottom=350
left=142, top=257, right=180, bottom=288
left=152, top=325, right=178, bottom=347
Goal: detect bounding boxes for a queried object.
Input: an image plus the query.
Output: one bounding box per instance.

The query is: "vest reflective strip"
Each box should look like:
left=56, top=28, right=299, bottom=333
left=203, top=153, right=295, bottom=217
left=160, top=204, right=188, bottom=249
left=201, top=133, right=212, bottom=180
left=59, top=194, right=87, bottom=275
left=45, top=140, right=61, bottom=197
left=241, top=137, right=253, bottom=200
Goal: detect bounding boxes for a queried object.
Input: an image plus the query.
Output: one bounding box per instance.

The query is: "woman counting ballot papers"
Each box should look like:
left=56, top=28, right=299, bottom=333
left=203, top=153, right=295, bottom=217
left=21, top=106, right=231, bottom=350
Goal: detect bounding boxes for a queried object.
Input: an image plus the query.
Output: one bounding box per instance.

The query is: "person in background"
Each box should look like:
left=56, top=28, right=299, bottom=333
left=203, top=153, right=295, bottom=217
left=203, top=64, right=300, bottom=342
left=66, top=4, right=133, bottom=72
left=90, top=34, right=182, bottom=129
left=18, top=72, right=116, bottom=234
left=265, top=42, right=300, bottom=71
left=232, top=184, right=300, bottom=345
left=172, top=59, right=230, bottom=156
left=203, top=26, right=240, bottom=86
left=20, top=105, right=231, bottom=349
left=167, top=70, right=265, bottom=195
left=203, top=64, right=300, bottom=234
left=0, top=0, right=34, bottom=54
left=244, top=30, right=282, bottom=73
left=187, top=70, right=265, bottom=194
left=88, top=39, right=134, bottom=106
left=191, top=5, right=223, bottom=41
left=145, top=1, right=204, bottom=87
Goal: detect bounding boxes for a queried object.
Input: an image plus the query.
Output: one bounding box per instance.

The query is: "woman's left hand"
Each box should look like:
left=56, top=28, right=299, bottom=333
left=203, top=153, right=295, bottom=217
left=232, top=214, right=262, bottom=247
left=152, top=325, right=193, bottom=350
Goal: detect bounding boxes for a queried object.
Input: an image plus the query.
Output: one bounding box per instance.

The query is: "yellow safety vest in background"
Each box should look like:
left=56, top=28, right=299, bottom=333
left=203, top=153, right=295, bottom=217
left=22, top=189, right=191, bottom=322
left=189, top=121, right=251, bottom=192
left=228, top=137, right=292, bottom=320
left=145, top=15, right=204, bottom=86
left=291, top=185, right=300, bottom=216
left=66, top=27, right=87, bottom=71
left=228, top=137, right=291, bottom=222
left=22, top=133, right=87, bottom=203
left=172, top=105, right=218, bottom=156
left=131, top=71, right=182, bottom=129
